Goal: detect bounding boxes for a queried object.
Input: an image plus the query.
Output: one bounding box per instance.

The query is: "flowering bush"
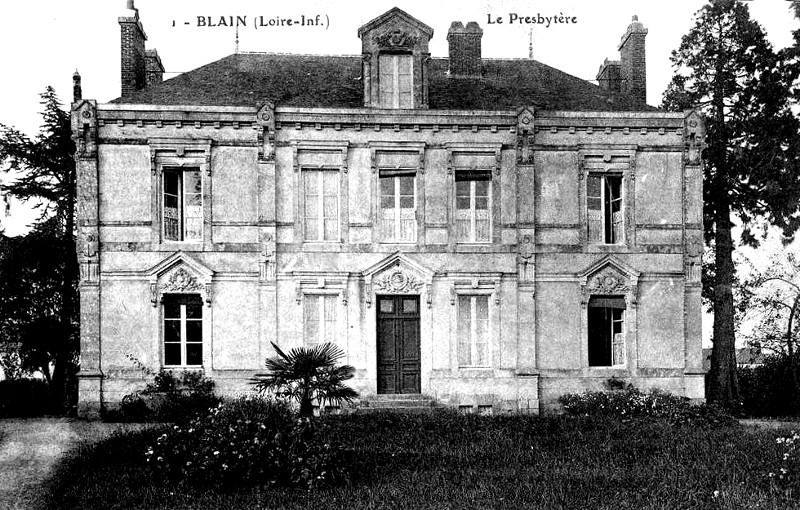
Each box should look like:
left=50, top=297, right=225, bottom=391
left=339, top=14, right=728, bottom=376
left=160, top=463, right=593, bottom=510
left=559, top=387, right=735, bottom=427
left=144, top=395, right=350, bottom=489
left=769, top=430, right=800, bottom=494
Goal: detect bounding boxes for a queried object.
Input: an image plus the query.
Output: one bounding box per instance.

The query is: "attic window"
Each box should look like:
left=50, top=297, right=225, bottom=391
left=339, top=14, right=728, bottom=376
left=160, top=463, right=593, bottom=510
left=379, top=54, right=413, bottom=108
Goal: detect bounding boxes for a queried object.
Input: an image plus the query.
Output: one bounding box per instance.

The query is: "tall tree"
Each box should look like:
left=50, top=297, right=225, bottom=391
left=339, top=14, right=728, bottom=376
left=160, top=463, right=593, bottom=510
left=663, top=0, right=800, bottom=408
left=0, top=88, right=77, bottom=412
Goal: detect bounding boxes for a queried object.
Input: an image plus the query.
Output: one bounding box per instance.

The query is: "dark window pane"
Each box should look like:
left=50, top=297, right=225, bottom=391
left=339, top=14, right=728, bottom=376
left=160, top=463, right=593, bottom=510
left=164, top=171, right=179, bottom=196
left=456, top=196, right=470, bottom=209
left=186, top=301, right=203, bottom=319
left=587, top=175, right=601, bottom=198
left=185, top=320, right=202, bottom=343
left=164, top=301, right=181, bottom=319
left=403, top=299, right=417, bottom=313
left=164, top=320, right=181, bottom=342
left=456, top=180, right=470, bottom=197
left=588, top=307, right=612, bottom=367
left=399, top=196, right=414, bottom=208
left=379, top=299, right=394, bottom=313
left=164, top=343, right=181, bottom=366
left=186, top=343, right=202, bottom=366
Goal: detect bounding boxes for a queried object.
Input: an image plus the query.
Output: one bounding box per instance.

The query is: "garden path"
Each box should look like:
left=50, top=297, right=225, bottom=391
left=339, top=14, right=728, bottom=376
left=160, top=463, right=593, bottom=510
left=0, top=418, right=149, bottom=510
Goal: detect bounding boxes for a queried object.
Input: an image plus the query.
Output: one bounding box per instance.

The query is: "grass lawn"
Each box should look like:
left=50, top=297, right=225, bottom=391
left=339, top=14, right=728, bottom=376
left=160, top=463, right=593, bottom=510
left=44, top=412, right=799, bottom=510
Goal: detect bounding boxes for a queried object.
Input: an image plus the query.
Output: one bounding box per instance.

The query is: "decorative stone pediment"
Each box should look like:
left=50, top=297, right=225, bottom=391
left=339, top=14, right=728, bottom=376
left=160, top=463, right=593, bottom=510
left=578, top=255, right=640, bottom=307
left=146, top=252, right=214, bottom=307
left=361, top=252, right=435, bottom=307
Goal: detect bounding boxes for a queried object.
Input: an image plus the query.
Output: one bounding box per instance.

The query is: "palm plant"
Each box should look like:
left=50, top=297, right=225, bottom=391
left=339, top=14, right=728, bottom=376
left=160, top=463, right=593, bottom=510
left=254, top=342, right=358, bottom=417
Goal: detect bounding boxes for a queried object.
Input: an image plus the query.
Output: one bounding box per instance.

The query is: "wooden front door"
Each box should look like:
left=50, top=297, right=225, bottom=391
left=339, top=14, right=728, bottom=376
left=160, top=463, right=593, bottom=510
left=376, top=295, right=421, bottom=394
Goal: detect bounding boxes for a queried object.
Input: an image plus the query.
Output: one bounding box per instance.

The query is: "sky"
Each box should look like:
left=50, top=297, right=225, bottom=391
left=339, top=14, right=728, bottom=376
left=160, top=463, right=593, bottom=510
left=0, top=0, right=797, bottom=341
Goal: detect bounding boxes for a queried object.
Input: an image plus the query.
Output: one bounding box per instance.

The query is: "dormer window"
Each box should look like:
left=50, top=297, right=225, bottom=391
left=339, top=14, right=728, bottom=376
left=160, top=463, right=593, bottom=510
left=358, top=8, right=433, bottom=109
left=379, top=54, right=413, bottom=108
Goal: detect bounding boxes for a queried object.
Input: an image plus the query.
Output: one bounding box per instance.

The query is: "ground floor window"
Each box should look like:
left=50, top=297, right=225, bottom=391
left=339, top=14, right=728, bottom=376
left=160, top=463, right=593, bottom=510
left=457, top=294, right=490, bottom=367
left=587, top=296, right=625, bottom=367
left=163, top=294, right=203, bottom=366
left=304, top=294, right=337, bottom=347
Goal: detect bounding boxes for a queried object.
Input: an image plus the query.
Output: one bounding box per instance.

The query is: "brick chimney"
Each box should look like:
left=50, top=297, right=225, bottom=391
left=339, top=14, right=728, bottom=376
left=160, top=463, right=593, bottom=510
left=119, top=1, right=147, bottom=97
left=145, top=49, right=164, bottom=86
left=618, top=15, right=647, bottom=106
left=447, top=21, right=483, bottom=77
left=596, top=59, right=621, bottom=93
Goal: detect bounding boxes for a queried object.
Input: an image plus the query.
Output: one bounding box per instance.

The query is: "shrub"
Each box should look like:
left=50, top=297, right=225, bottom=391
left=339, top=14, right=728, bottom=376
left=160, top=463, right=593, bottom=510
left=559, top=386, right=736, bottom=427
left=144, top=395, right=350, bottom=489
left=0, top=378, right=50, bottom=417
left=107, top=356, right=220, bottom=423
left=739, top=355, right=800, bottom=417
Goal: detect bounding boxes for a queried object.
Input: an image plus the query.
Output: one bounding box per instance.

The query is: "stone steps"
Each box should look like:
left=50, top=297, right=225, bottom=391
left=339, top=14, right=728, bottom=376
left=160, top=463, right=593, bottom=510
left=357, top=394, right=439, bottom=412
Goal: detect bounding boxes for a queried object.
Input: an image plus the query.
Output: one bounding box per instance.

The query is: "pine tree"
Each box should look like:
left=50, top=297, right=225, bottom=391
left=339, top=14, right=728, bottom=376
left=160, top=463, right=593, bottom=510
left=663, top=0, right=800, bottom=408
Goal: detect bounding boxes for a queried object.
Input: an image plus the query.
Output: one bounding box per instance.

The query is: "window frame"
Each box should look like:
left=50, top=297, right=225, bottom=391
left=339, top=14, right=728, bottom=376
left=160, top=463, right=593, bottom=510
left=162, top=293, right=204, bottom=368
left=301, top=166, right=341, bottom=242
left=378, top=171, right=418, bottom=243
left=456, top=293, right=491, bottom=368
left=303, top=293, right=339, bottom=348
left=587, top=297, right=627, bottom=368
left=149, top=141, right=212, bottom=250
left=162, top=167, right=203, bottom=242
left=587, top=172, right=624, bottom=245
left=579, top=150, right=635, bottom=251
left=454, top=173, right=493, bottom=244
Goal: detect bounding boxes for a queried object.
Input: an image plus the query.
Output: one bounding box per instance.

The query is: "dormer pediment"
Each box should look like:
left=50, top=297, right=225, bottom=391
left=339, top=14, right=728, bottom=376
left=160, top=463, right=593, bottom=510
left=358, top=8, right=433, bottom=46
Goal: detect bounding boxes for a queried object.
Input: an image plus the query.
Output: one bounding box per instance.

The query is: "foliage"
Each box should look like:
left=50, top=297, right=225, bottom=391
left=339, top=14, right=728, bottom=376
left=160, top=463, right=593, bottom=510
left=254, top=342, right=358, bottom=417
left=558, top=387, right=737, bottom=427
left=0, top=221, right=75, bottom=383
left=46, top=410, right=800, bottom=509
left=106, top=355, right=219, bottom=423
left=0, top=87, right=78, bottom=412
left=144, top=396, right=350, bottom=489
left=662, top=0, right=800, bottom=409
left=769, top=430, right=800, bottom=497
left=739, top=355, right=800, bottom=417
left=0, top=378, right=50, bottom=417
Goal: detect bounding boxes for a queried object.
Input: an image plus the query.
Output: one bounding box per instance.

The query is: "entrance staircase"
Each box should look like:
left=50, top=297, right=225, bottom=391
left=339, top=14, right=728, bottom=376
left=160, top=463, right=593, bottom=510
left=357, top=394, right=439, bottom=413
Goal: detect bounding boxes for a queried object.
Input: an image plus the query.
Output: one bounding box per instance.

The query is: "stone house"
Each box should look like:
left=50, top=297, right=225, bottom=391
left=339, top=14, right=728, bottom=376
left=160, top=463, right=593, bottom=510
left=72, top=4, right=706, bottom=417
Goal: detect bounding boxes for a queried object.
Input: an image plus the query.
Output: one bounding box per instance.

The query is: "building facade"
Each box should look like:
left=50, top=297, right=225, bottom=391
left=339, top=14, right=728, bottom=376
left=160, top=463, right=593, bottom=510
left=73, top=5, right=706, bottom=417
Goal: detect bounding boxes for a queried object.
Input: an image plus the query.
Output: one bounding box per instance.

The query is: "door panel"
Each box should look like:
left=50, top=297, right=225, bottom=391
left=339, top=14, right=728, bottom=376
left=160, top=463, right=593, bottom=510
left=376, top=295, right=421, bottom=394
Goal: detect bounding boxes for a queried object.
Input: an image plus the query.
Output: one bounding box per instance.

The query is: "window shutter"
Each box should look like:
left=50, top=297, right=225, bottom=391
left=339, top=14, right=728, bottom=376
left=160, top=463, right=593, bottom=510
left=587, top=175, right=603, bottom=243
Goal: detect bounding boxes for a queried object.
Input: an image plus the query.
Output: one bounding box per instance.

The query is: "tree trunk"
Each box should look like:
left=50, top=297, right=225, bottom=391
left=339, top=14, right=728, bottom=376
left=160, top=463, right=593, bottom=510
left=50, top=171, right=77, bottom=414
left=708, top=196, right=739, bottom=408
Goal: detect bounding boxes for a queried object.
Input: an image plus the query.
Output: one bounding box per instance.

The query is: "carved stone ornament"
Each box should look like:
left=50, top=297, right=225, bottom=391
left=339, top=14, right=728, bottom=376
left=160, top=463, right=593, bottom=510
left=160, top=268, right=204, bottom=293
left=374, top=30, right=418, bottom=48
left=374, top=269, right=424, bottom=294
left=585, top=267, right=629, bottom=295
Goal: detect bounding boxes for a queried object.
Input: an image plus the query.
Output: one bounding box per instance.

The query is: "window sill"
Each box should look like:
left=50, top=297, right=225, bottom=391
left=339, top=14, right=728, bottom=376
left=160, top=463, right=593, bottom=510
left=157, top=241, right=204, bottom=251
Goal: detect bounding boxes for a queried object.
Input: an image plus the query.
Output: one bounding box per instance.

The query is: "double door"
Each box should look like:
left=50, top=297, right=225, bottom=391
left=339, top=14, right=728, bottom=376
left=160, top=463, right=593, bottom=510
left=376, top=295, right=421, bottom=394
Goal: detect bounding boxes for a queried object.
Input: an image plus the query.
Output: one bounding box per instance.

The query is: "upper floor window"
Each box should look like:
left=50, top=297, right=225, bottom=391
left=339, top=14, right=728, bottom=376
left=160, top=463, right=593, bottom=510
left=587, top=296, right=625, bottom=367
left=303, top=169, right=339, bottom=242
left=379, top=54, right=413, bottom=108
left=163, top=294, right=203, bottom=367
left=587, top=174, right=623, bottom=244
left=163, top=168, right=202, bottom=242
left=455, top=170, right=491, bottom=243
left=379, top=169, right=416, bottom=242
left=457, top=294, right=490, bottom=368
